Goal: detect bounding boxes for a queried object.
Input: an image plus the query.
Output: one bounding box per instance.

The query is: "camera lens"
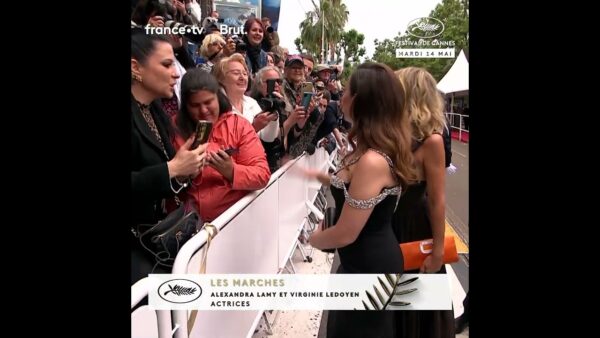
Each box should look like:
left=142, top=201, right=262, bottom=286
left=236, top=42, right=247, bottom=52
left=267, top=26, right=274, bottom=33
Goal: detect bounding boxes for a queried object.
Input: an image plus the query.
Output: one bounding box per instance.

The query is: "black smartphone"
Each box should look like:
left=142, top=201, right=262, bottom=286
left=301, top=92, right=314, bottom=110
left=191, top=120, right=212, bottom=149
left=266, top=79, right=276, bottom=96
left=223, top=147, right=239, bottom=155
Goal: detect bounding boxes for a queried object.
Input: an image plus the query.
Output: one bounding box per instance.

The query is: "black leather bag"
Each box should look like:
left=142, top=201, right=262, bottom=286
left=134, top=200, right=202, bottom=268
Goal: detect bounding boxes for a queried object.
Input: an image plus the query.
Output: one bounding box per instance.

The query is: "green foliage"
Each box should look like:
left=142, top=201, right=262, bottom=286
left=339, top=29, right=366, bottom=82
left=371, top=0, right=469, bottom=81
left=297, top=0, right=349, bottom=63
left=340, top=29, right=366, bottom=64
left=294, top=37, right=305, bottom=54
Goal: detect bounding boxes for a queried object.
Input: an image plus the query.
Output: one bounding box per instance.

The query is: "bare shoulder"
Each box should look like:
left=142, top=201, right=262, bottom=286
left=352, top=150, right=395, bottom=185
left=421, top=134, right=445, bottom=166
left=422, top=133, right=444, bottom=151
left=350, top=150, right=397, bottom=190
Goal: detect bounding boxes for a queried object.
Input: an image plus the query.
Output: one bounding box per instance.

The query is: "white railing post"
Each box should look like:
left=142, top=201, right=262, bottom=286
left=131, top=277, right=173, bottom=338
left=459, top=114, right=463, bottom=142
left=135, top=149, right=335, bottom=338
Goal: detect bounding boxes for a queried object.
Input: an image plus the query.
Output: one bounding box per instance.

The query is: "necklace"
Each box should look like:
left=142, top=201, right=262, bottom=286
left=135, top=99, right=168, bottom=158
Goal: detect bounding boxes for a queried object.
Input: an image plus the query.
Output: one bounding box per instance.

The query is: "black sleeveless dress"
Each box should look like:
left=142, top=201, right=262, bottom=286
left=325, top=150, right=404, bottom=338
left=391, top=141, right=456, bottom=338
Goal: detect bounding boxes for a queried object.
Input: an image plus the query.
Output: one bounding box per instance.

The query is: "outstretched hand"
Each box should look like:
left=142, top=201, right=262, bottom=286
left=301, top=167, right=330, bottom=186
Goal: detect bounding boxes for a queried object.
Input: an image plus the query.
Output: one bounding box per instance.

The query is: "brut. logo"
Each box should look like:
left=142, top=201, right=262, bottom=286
left=407, top=17, right=445, bottom=39
left=158, top=279, right=202, bottom=304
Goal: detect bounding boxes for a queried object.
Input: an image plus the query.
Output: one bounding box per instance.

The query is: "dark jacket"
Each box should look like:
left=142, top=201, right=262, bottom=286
left=131, top=97, right=178, bottom=284
left=312, top=101, right=339, bottom=145
left=442, top=126, right=452, bottom=168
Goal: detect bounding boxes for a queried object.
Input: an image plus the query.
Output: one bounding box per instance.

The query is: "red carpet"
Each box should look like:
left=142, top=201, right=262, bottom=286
left=451, top=130, right=469, bottom=143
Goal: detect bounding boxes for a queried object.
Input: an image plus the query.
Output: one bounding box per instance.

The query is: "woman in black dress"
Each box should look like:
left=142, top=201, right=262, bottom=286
left=131, top=32, right=207, bottom=285
left=307, top=63, right=417, bottom=338
left=392, top=67, right=456, bottom=338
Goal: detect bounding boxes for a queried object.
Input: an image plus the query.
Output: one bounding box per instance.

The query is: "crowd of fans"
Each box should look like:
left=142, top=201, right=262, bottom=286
left=131, top=2, right=458, bottom=336
left=131, top=0, right=349, bottom=284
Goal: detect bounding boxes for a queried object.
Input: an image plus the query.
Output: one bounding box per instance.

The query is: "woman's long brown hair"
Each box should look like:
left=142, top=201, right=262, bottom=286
left=345, top=63, right=417, bottom=189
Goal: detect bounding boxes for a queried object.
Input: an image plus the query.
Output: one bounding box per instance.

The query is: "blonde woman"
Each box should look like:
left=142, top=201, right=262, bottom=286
left=213, top=53, right=279, bottom=143
left=197, top=34, right=233, bottom=73
left=392, top=67, right=455, bottom=338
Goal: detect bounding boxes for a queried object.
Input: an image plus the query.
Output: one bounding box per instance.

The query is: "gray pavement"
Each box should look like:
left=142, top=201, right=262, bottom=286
left=446, top=140, right=469, bottom=247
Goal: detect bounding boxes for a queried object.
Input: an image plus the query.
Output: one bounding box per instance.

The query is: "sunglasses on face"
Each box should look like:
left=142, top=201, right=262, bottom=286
left=264, top=78, right=283, bottom=84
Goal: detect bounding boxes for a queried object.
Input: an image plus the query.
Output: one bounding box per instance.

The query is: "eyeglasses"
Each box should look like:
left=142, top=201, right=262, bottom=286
left=264, top=78, right=283, bottom=85
left=227, top=70, right=248, bottom=77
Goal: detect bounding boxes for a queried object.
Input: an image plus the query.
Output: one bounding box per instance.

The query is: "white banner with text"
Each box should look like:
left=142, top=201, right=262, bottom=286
left=148, top=274, right=451, bottom=311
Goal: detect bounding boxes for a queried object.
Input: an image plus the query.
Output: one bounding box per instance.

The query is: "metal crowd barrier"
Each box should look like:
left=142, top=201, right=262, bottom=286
left=131, top=146, right=337, bottom=338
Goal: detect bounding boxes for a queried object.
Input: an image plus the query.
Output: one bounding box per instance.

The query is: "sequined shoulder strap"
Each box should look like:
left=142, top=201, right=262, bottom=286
left=330, top=148, right=402, bottom=210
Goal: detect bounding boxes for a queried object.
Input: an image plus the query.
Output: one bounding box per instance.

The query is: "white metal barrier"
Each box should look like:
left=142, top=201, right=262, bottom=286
left=445, top=112, right=469, bottom=142
left=149, top=147, right=337, bottom=338
left=131, top=277, right=172, bottom=338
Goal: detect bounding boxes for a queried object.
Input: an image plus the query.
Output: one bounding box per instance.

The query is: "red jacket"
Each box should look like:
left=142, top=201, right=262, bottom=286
left=173, top=112, right=271, bottom=221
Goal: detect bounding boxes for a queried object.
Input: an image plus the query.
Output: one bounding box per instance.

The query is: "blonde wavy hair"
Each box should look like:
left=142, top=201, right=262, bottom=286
left=199, top=34, right=226, bottom=59
left=395, top=67, right=446, bottom=142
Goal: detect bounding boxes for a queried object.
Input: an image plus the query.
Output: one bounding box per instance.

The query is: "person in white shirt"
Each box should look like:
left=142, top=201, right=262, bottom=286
left=212, top=53, right=279, bottom=142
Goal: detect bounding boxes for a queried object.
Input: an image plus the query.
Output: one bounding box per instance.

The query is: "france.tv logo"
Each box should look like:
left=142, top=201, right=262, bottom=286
left=158, top=279, right=202, bottom=304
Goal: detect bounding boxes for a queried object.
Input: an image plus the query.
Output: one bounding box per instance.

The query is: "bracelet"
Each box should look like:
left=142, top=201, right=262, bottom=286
left=171, top=177, right=189, bottom=194
left=174, top=177, right=189, bottom=186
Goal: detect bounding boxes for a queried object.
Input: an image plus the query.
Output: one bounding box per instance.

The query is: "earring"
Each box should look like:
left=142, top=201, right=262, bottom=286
left=132, top=73, right=142, bottom=83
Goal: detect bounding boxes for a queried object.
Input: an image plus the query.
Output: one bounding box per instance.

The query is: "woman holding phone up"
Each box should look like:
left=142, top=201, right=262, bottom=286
left=131, top=32, right=208, bottom=284
left=172, top=69, right=271, bottom=222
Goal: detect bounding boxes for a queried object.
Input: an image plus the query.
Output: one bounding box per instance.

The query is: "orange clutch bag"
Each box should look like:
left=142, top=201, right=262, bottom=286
left=399, top=236, right=459, bottom=271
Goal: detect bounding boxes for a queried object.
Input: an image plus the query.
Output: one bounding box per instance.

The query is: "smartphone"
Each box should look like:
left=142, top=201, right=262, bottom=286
left=301, top=92, right=314, bottom=110
left=266, top=79, right=277, bottom=96
left=223, top=147, right=239, bottom=155
left=301, top=82, right=314, bottom=94
left=191, top=120, right=212, bottom=149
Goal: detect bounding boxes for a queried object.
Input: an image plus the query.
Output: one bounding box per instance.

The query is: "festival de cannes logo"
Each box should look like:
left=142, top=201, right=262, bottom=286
left=407, top=17, right=445, bottom=39
left=158, top=279, right=202, bottom=304
left=360, top=274, right=418, bottom=310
